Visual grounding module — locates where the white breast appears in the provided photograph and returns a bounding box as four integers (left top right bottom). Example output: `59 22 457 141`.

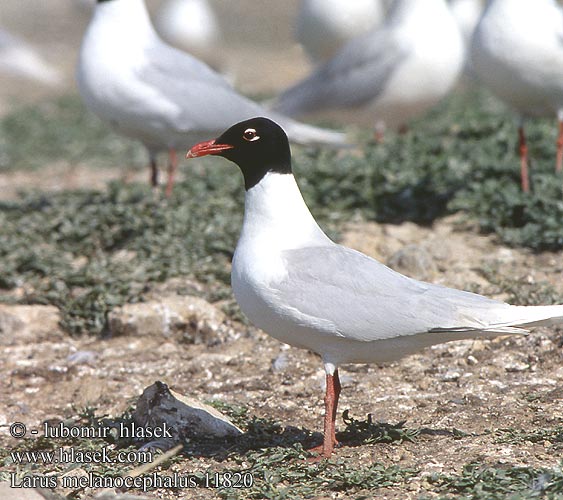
76 0 180 151
231 172 333 349
471 0 563 117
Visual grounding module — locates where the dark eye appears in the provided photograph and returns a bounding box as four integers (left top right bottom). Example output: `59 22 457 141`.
243 128 260 142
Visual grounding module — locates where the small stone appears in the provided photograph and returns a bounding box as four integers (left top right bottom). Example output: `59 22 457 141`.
271 351 289 372
467 355 479 365
505 362 530 373
441 370 461 382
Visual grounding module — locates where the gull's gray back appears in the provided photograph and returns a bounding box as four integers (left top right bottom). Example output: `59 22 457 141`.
274 26 410 116
276 245 518 342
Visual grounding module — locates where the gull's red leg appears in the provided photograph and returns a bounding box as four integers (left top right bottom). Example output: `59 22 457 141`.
556 120 563 173
326 369 341 454
518 126 530 193
165 148 178 198
309 368 341 459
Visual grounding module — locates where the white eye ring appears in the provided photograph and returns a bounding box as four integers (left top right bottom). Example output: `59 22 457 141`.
243 128 260 142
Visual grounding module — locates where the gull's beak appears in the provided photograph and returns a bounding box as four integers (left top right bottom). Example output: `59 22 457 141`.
186 139 234 159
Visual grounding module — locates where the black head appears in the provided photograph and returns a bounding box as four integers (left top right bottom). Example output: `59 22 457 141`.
186 117 292 190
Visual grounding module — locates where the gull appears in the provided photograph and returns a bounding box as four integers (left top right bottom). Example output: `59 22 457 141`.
471 0 563 192
296 0 385 65
155 0 222 67
77 0 347 197
186 116 563 458
274 0 464 136
0 28 61 87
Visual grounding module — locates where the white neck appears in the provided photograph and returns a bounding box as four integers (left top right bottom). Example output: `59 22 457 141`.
238 172 331 252
92 0 157 44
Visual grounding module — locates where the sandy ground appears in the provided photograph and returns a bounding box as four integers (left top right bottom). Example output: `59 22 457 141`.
2 2 563 499
3 213 563 499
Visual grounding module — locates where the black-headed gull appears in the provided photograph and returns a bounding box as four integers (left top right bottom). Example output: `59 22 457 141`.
471 0 563 192
275 0 464 136
77 0 347 197
296 0 385 65
0 28 61 87
186 117 563 458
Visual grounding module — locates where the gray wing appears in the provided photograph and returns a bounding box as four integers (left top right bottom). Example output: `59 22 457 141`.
140 41 268 135
140 41 347 146
275 245 519 342
273 26 410 117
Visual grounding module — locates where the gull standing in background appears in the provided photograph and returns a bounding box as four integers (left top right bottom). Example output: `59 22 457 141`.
77 0 347 197
471 0 563 192
155 0 222 67
187 117 563 458
0 28 61 87
274 0 464 137
296 0 385 65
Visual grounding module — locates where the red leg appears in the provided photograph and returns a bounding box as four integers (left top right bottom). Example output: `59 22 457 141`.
556 120 563 173
165 148 178 198
374 120 386 143
150 155 159 187
330 369 341 438
373 130 385 143
398 123 409 135
309 368 341 459
518 126 530 193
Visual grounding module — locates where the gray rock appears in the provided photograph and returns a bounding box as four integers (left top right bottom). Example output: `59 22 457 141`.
132 381 242 447
107 295 227 343
387 244 437 280
0 304 62 345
